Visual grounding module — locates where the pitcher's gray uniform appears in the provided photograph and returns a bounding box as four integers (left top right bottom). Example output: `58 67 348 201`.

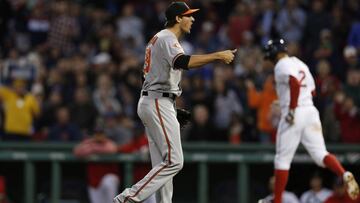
119 29 185 203
114 2 236 202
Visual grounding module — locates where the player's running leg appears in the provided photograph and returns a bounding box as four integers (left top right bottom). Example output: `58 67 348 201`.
302 106 359 200
272 118 302 203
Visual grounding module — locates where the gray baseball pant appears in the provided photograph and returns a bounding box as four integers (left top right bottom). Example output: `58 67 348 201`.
114 96 183 203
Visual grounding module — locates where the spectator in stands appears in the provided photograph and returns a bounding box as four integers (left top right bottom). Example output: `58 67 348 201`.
1 49 40 84
275 0 306 43
93 73 122 117
324 177 360 203
348 19 360 56
69 87 98 135
331 4 351 51
344 0 360 22
74 72 89 90
116 3 144 54
188 75 212 109
343 69 360 107
2 0 360 201
321 104 341 143
74 126 155 203
234 31 263 77
343 46 359 71
103 113 134 146
302 0 332 62
91 52 112 77
300 172 332 203
211 78 243 140
315 60 341 142
36 88 63 137
117 69 142 119
0 79 40 141
314 60 340 117
143 0 167 41
256 0 279 46
46 65 66 94
194 20 220 53
95 23 116 53
245 76 277 143
48 0 79 54
312 29 339 68
27 3 50 47
261 176 300 203
11 0 30 53
333 91 360 143
186 104 216 142
74 130 120 203
48 106 82 141
227 1 254 47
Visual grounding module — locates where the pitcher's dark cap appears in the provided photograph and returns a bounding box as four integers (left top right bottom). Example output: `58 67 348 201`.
165 2 199 22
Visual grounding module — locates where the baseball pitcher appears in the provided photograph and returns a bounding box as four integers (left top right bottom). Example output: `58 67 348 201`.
113 2 236 203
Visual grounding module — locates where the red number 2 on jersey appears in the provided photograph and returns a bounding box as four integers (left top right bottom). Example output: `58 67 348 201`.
298 70 306 87
143 36 158 75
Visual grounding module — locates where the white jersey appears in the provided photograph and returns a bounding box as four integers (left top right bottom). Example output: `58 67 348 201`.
300 189 332 203
142 29 185 96
264 191 300 203
274 56 315 113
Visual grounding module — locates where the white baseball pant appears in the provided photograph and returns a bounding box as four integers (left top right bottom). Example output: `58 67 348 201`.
275 106 329 170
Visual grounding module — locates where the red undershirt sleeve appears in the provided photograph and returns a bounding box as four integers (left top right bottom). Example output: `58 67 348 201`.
289 75 300 110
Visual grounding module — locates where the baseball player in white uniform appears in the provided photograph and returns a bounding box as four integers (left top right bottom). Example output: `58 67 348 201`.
113 2 236 203
258 39 359 203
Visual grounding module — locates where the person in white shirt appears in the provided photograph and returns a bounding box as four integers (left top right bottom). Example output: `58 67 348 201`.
261 176 300 203
300 173 332 203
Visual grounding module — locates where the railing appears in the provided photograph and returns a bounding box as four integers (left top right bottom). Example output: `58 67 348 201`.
0 142 359 203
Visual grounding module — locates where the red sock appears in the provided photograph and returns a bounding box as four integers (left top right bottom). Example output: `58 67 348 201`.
274 169 289 203
323 154 345 177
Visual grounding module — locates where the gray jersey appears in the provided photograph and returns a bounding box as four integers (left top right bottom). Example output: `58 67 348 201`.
142 29 185 96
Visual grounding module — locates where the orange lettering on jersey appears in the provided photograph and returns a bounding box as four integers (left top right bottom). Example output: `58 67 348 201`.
144 47 151 74
149 36 158 45
143 36 158 75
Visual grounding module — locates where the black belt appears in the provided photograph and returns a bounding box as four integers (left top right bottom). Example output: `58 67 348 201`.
142 91 176 100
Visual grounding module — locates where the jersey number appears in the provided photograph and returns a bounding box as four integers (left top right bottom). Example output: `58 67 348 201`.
298 70 306 87
143 36 158 75
144 48 151 74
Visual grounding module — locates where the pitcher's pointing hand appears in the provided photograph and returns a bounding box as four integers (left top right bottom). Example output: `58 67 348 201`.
218 49 237 64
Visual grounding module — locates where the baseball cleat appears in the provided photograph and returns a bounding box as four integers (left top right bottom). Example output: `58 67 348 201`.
343 171 359 200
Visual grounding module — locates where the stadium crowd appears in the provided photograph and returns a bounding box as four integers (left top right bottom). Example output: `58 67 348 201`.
0 0 360 202
1 0 359 144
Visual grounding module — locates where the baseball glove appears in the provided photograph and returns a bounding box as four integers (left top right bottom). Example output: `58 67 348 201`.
176 108 191 128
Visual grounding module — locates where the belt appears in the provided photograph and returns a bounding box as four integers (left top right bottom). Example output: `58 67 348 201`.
142 91 176 100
